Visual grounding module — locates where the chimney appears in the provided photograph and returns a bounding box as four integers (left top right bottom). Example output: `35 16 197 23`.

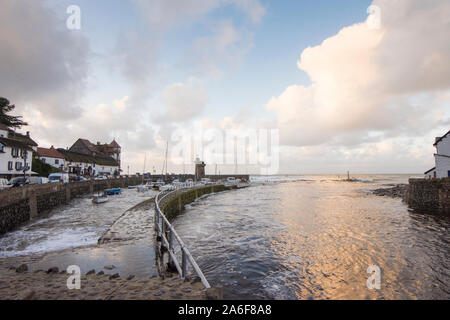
26 131 30 137
435 137 441 144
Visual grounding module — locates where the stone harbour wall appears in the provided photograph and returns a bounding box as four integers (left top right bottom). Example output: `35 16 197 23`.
0 177 142 234
160 184 233 221
406 178 450 215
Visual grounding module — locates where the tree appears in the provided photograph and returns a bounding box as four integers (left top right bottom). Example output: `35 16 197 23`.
0 97 28 128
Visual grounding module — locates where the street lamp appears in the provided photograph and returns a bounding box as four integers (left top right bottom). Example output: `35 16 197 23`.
22 150 28 182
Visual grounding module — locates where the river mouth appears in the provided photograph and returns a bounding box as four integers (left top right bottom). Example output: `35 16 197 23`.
172 175 450 300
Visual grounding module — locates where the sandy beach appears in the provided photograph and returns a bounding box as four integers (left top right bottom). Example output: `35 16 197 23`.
0 265 207 300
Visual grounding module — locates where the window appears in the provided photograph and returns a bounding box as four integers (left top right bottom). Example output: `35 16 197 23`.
11 147 19 158
8 161 13 171
0 143 3 152
15 162 22 170
55 159 59 165
448 171 450 178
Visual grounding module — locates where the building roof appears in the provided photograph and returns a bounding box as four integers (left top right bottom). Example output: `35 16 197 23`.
424 167 436 174
109 139 120 148
0 137 34 151
37 146 65 159
433 130 450 146
58 149 119 166
7 130 38 146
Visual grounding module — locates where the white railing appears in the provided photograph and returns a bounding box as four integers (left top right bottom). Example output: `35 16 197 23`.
154 189 211 289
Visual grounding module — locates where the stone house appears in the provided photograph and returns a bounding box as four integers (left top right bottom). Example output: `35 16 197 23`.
69 138 121 170
425 130 450 179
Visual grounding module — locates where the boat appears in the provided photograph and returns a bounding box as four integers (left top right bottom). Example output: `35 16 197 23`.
137 185 148 192
160 184 175 192
105 188 122 195
92 192 108 204
127 185 137 189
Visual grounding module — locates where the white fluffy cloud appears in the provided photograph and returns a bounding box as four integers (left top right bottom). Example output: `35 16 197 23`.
267 0 450 148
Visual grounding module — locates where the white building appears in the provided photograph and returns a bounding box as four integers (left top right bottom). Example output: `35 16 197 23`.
425 130 450 179
57 148 119 177
37 146 65 171
0 123 37 179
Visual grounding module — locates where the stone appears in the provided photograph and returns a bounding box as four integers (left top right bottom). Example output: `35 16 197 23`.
126 275 135 281
15 264 28 273
47 267 59 274
154 290 165 297
206 287 224 300
181 287 192 293
18 289 35 300
104 265 116 270
86 269 96 275
97 271 105 275
109 273 120 280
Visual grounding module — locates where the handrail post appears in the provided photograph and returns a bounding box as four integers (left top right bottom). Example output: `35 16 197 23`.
182 249 187 279
168 229 173 263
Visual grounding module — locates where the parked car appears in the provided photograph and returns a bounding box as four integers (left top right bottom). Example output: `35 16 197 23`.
48 173 69 183
95 175 107 180
0 178 12 190
9 177 29 187
28 176 49 185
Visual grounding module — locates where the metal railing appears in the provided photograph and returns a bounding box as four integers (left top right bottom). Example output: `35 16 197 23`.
154 188 211 289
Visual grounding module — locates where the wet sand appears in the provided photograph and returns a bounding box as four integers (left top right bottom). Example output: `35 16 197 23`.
0 266 206 300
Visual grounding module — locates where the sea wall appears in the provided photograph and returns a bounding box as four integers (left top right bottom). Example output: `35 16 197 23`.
0 177 142 234
160 184 234 221
406 178 450 214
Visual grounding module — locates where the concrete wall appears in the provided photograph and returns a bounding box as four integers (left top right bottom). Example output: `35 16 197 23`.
406 178 450 214
0 177 142 234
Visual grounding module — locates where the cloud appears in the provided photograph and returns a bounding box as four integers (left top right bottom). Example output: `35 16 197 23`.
0 0 90 119
132 0 266 30
266 0 450 148
159 79 209 122
186 19 254 78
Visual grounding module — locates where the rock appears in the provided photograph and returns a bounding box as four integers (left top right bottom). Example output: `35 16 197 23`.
109 273 120 280
97 271 105 275
15 264 28 273
86 269 96 275
181 287 192 293
18 289 35 300
190 276 201 284
104 265 116 270
154 290 165 297
47 267 59 274
126 275 135 281
206 287 224 300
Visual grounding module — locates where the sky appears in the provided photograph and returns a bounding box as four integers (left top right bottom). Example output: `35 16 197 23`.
1 0 449 175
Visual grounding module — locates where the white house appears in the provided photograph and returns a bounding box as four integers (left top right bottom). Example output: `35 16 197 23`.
425 130 450 179
37 146 65 171
57 148 119 177
0 123 38 179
